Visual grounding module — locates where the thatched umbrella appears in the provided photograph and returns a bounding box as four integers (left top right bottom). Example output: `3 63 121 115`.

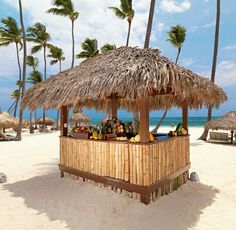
0 112 18 129
22 47 227 112
205 111 236 144
0 112 18 141
69 112 91 125
37 116 55 126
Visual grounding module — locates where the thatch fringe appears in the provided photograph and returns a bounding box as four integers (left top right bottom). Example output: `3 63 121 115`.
205 112 236 131
21 47 227 111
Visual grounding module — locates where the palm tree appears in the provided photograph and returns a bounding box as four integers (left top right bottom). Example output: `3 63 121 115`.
47 0 79 68
8 88 20 116
0 17 22 116
48 45 65 72
48 45 65 128
15 0 27 141
200 0 221 140
26 55 40 129
76 38 99 59
26 55 39 72
100 43 116 53
109 0 135 46
167 25 186 64
27 22 53 131
151 25 186 133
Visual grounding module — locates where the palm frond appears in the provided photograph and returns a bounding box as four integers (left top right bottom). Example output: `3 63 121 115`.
31 45 43 54
100 43 116 53
109 7 126 19
50 59 58 65
47 8 69 17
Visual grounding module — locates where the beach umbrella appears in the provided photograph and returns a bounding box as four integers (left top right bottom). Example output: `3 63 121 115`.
69 111 91 125
36 116 55 126
205 111 236 144
0 112 18 129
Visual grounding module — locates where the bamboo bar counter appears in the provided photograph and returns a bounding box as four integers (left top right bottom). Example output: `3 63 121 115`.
59 135 190 204
22 47 227 204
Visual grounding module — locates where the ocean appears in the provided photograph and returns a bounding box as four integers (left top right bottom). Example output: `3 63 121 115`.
89 116 216 127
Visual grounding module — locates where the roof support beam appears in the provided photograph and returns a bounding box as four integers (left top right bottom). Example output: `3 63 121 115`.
60 106 68 136
182 102 188 131
139 97 149 143
111 94 118 119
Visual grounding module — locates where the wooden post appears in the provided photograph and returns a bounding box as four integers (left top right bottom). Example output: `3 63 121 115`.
182 102 188 131
60 106 68 136
111 94 118 119
139 97 149 143
230 130 234 144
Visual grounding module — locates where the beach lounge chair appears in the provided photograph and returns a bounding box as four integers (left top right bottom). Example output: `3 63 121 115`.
209 131 230 143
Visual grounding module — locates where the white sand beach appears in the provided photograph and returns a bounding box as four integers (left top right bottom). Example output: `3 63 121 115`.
0 127 236 230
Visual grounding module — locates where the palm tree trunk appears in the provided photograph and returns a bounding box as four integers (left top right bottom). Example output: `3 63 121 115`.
126 21 132 47
14 42 22 117
199 0 220 140
15 0 27 141
144 0 156 48
56 60 61 130
29 112 34 134
34 109 38 129
8 101 16 114
151 110 168 133
71 20 75 68
42 46 47 131
175 47 181 65
13 100 18 117
207 0 220 122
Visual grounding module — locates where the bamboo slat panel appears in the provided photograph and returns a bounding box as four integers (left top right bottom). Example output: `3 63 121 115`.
60 136 190 186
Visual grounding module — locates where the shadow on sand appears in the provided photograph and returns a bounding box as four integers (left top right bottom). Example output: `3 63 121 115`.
3 168 219 230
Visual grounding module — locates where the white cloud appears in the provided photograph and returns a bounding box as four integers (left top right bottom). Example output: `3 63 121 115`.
180 58 195 67
160 0 191 13
3 0 149 72
223 44 236 50
215 61 236 86
203 61 236 87
157 22 165 32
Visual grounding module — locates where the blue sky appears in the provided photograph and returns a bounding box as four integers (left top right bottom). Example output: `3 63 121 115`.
0 0 235 119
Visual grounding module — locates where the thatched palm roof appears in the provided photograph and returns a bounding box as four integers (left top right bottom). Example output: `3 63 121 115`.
69 112 91 123
22 47 227 111
205 112 236 131
0 112 18 129
37 116 55 126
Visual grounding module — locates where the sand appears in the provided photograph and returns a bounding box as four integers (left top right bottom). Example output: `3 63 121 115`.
0 127 236 230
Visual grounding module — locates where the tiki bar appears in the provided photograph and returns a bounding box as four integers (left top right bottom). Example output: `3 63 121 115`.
22 47 227 204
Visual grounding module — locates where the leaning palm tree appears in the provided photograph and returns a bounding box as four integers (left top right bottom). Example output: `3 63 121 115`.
151 25 186 133
0 17 22 117
27 23 53 131
26 55 40 130
8 88 20 116
109 0 135 46
15 0 27 141
200 0 221 140
100 43 116 53
47 0 79 68
26 55 39 72
76 38 99 59
167 25 186 64
48 45 65 128
48 45 65 72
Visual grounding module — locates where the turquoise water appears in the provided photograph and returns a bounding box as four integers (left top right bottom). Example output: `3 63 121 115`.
89 116 218 127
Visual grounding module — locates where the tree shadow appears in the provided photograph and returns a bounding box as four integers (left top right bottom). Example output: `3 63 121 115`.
3 172 219 230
